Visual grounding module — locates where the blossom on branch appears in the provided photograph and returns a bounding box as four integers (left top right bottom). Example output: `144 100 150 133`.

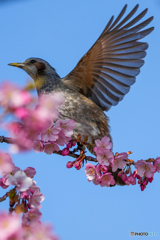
85 163 96 181
94 136 112 152
0 212 21 240
22 209 42 226
135 160 155 178
112 152 128 172
153 157 160 172
0 211 58 240
29 188 45 209
0 152 15 175
0 82 32 110
8 170 33 192
100 173 115 187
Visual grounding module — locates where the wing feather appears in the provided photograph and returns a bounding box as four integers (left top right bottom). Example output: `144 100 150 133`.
62 5 154 111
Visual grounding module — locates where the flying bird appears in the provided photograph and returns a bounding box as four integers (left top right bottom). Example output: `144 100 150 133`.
9 4 154 185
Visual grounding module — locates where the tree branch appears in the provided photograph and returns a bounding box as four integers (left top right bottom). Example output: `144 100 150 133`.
0 191 9 203
54 150 98 162
0 135 98 163
0 136 15 144
0 135 154 165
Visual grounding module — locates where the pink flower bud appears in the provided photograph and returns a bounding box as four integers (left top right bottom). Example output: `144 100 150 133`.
132 170 137 178
67 142 72 148
127 176 136 185
142 178 148 186
66 161 74 168
72 140 76 146
140 184 146 191
122 173 127 182
20 191 29 199
74 160 82 170
136 174 141 179
62 148 69 156
118 170 124 177
148 177 153 183
100 165 108 173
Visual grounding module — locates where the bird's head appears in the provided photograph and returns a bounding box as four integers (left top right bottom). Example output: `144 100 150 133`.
8 57 56 79
8 58 60 93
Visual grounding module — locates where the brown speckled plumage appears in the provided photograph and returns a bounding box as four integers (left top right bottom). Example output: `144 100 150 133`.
9 5 154 186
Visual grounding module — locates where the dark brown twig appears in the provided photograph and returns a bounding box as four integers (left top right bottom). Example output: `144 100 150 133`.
54 150 98 163
0 136 15 144
0 191 9 203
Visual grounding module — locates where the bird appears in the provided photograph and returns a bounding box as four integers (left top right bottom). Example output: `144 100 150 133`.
8 4 154 186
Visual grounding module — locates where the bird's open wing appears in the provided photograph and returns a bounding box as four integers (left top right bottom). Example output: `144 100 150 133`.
62 4 154 111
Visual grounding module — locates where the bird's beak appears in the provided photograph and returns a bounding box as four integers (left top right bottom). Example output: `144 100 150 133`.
8 62 25 68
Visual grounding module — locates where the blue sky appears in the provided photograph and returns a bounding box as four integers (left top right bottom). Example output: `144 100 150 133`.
0 0 160 239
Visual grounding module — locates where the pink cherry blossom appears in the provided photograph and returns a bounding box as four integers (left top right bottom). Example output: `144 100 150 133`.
7 121 24 136
14 107 29 119
8 125 34 153
55 131 70 146
0 177 9 189
112 152 128 172
8 170 33 192
127 175 136 185
22 209 42 226
0 82 32 109
0 212 21 239
96 148 114 166
24 167 36 178
33 140 44 153
0 152 15 175
92 178 100 186
44 142 59 155
38 92 64 121
29 183 40 194
9 139 34 153
22 108 52 138
41 125 60 142
135 160 155 178
99 165 108 174
85 163 96 181
100 173 115 187
55 119 75 137
11 90 32 108
26 221 58 240
94 136 112 153
21 191 30 199
94 164 102 182
29 188 45 209
153 157 160 172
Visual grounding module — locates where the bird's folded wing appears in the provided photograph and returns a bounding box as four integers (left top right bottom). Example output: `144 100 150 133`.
62 4 154 111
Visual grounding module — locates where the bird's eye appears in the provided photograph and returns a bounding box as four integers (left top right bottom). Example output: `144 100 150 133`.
30 60 36 64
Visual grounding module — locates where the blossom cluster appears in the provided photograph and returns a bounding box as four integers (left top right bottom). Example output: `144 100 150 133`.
0 151 44 225
0 212 58 240
0 82 76 155
33 119 75 155
84 136 160 191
